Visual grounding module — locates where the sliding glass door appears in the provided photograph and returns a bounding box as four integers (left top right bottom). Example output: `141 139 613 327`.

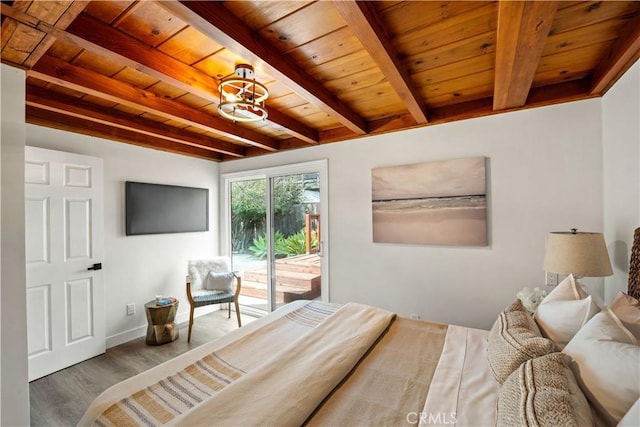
271 173 321 309
223 161 328 314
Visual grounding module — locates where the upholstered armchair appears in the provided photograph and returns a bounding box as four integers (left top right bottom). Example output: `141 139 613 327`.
186 257 241 342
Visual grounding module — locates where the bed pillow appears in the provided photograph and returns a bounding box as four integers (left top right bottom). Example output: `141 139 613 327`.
204 271 235 292
609 292 640 340
534 274 599 350
497 352 593 427
488 299 554 384
562 308 640 426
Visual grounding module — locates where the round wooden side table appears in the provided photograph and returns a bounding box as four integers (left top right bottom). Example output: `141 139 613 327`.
145 298 179 345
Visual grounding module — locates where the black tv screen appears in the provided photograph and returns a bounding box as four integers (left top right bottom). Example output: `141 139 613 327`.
125 181 209 235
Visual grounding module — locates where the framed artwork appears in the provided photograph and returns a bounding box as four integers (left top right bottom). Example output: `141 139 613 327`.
372 156 487 246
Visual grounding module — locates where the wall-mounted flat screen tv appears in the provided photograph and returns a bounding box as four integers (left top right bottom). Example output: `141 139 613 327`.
125 181 209 236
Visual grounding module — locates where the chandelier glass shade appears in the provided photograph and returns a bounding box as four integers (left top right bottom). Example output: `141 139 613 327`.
218 64 268 123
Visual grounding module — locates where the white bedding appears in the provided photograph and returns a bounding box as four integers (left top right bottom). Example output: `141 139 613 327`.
420 325 498 426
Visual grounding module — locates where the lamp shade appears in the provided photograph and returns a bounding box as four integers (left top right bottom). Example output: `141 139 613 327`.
543 231 613 277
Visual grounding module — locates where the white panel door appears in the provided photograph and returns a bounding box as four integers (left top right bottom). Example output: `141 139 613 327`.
25 146 104 381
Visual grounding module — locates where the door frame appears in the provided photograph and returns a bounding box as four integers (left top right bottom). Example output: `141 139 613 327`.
221 159 329 311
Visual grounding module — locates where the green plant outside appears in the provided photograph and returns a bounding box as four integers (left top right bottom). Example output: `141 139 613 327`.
248 231 286 259
249 228 318 260
231 177 305 253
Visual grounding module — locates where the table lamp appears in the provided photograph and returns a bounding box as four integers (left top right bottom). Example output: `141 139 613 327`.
543 228 613 279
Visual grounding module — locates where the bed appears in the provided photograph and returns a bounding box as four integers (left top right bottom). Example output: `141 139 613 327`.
79 301 499 426
79 233 640 427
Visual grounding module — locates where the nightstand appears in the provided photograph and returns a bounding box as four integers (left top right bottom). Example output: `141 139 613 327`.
144 298 179 345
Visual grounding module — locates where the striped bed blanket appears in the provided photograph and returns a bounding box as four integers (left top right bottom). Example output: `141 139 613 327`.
83 301 396 426
93 352 244 426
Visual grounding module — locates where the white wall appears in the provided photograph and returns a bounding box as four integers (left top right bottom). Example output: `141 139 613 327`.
221 99 605 329
1 64 30 426
602 60 640 303
26 127 220 346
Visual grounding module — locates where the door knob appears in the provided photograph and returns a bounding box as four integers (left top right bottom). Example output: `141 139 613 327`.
87 263 102 271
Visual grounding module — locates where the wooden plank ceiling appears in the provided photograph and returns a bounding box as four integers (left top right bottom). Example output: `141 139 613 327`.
2 0 639 162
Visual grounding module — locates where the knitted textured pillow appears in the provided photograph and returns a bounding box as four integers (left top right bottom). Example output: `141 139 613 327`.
488 299 554 384
497 352 593 427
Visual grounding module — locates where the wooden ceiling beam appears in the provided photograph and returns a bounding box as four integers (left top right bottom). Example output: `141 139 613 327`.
2 2 310 146
27 106 222 162
589 11 640 95
65 13 220 104
493 0 558 110
0 1 89 68
23 1 89 68
1 3 39 27
333 0 429 124
159 1 368 135
26 85 245 158
63 13 318 145
3 2 311 147
29 54 279 152
1 3 46 62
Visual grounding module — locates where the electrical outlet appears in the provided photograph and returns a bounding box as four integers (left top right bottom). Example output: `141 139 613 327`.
545 272 558 286
127 303 135 316
410 314 421 320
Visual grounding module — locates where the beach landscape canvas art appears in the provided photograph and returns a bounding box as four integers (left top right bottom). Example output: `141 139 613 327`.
372 157 487 246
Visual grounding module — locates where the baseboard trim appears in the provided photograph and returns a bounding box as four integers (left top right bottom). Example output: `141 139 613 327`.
105 305 221 349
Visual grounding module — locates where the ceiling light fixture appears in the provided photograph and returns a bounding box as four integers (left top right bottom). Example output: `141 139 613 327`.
218 64 268 123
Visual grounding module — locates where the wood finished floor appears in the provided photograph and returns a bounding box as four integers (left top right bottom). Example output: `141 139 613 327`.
29 310 256 426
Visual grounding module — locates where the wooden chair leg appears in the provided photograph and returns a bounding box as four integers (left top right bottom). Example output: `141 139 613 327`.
227 302 231 318
187 305 195 343
234 299 242 328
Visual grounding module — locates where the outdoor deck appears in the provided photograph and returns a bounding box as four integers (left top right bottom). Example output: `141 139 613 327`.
241 254 321 303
